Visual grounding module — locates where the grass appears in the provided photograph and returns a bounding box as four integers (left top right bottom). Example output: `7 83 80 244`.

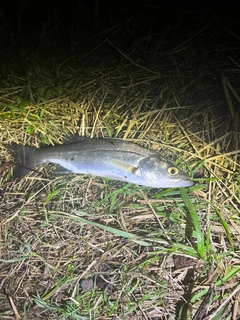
0 8 240 320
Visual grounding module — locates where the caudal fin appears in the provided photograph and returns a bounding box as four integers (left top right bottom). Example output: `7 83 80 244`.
7 143 37 180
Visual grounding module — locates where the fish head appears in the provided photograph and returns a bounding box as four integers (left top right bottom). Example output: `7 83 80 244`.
139 156 193 188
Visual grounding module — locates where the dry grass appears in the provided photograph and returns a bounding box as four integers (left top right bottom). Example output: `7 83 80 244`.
0 12 240 320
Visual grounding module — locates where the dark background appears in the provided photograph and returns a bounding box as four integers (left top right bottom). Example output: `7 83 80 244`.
1 0 239 41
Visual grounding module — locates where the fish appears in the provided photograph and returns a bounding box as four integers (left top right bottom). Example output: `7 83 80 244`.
7 136 193 188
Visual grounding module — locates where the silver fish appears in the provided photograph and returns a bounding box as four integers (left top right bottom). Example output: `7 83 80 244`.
7 137 193 188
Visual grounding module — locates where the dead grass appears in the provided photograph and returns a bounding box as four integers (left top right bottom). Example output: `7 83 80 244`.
0 13 240 320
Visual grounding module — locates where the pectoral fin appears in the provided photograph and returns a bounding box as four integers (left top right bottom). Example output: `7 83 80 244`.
111 159 138 174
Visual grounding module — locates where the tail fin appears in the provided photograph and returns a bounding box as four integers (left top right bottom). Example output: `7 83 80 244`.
7 143 37 180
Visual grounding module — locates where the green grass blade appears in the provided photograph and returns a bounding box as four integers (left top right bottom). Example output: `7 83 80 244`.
214 206 234 251
51 213 150 246
180 187 206 259
191 266 240 302
44 189 60 205
0 255 31 263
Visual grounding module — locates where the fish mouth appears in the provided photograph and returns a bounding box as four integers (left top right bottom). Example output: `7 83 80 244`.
173 179 194 187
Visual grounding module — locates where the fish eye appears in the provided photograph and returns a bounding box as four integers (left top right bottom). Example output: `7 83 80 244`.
168 167 179 175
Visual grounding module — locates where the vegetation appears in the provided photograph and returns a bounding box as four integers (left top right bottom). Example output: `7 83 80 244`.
0 5 239 319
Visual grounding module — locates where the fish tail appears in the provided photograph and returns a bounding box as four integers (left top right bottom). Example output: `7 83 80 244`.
7 143 37 180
